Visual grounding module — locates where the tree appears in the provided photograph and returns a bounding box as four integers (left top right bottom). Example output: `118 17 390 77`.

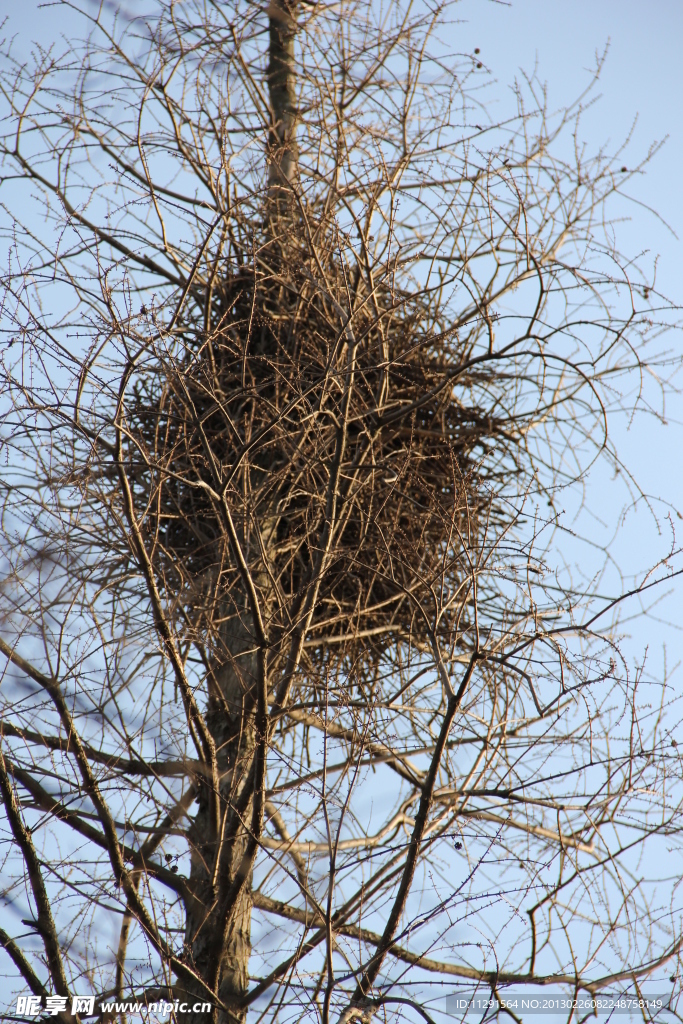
0 1 682 1022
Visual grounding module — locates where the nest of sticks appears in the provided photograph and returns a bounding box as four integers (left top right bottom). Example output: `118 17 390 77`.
124 227 516 675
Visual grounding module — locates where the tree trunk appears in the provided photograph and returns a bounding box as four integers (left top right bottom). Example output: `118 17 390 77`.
267 0 299 196
181 624 258 1024
180 7 299 1020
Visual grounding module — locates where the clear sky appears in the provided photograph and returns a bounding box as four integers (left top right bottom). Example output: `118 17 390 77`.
456 0 683 294
5 0 683 656
451 0 683 668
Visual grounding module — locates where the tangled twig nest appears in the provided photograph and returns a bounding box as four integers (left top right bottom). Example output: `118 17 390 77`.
126 227 517 677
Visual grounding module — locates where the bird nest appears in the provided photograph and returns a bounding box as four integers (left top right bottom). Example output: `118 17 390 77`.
124 231 515 674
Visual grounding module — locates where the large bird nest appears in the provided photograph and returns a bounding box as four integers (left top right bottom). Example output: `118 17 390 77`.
124 228 517 678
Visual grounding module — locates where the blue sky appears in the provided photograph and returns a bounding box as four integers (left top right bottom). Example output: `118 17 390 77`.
459 0 683 666
456 0 683 296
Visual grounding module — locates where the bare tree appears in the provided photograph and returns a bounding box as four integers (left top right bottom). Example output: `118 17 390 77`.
0 2 682 1023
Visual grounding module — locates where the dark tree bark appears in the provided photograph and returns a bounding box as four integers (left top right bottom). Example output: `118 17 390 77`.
182 13 300 1018
267 1 299 195
182 637 258 1024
